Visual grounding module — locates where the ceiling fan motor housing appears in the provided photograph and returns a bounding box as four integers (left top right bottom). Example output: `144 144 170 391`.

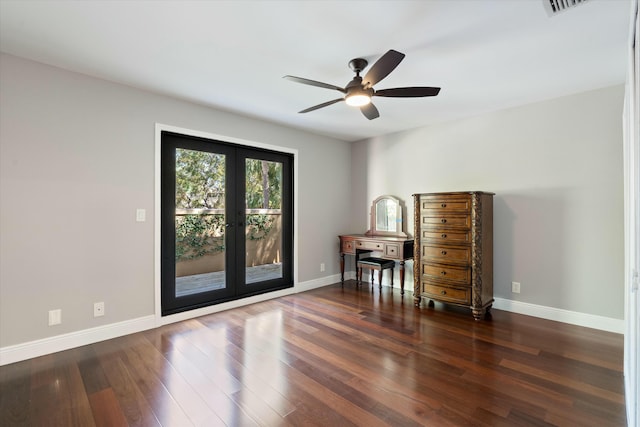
345 75 374 98
348 58 368 74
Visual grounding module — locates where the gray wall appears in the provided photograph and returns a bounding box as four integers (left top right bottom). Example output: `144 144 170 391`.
0 54 351 347
351 85 625 319
0 51 625 351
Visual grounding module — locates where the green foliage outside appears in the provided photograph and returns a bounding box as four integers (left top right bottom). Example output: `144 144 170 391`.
175 150 281 262
176 149 225 209
245 158 282 209
175 214 225 261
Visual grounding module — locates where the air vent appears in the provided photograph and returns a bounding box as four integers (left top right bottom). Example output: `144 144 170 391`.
543 0 588 16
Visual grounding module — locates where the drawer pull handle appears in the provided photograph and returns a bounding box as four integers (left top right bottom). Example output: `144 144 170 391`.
441 250 447 255
440 271 446 275
441 218 447 223
440 290 447 295
441 234 447 238
441 203 447 208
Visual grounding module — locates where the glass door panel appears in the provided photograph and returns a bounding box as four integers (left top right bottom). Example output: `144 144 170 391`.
161 132 236 316
245 158 283 284
174 148 227 297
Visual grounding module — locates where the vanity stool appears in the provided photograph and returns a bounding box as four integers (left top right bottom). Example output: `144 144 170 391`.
357 257 395 289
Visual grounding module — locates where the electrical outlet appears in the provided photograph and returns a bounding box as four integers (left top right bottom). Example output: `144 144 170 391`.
320 263 325 272
94 301 105 317
48 309 61 326
511 281 521 294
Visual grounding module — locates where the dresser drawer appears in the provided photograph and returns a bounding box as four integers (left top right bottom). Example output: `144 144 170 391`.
341 239 356 254
421 215 471 229
422 229 471 244
422 282 471 305
422 263 470 284
384 243 401 259
355 240 384 251
422 245 471 265
420 196 471 213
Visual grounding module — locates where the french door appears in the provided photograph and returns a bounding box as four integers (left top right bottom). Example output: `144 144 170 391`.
161 131 293 315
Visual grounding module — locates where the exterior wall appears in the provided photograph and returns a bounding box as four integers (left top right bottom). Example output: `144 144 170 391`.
176 213 282 276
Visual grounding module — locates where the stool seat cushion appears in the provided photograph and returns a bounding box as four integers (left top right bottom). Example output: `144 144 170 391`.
357 257 395 268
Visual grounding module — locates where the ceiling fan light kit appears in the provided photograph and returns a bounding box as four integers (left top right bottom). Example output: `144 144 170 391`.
345 94 371 107
284 49 441 120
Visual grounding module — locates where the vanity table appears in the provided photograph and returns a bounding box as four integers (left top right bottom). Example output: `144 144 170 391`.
339 195 414 293
339 234 413 292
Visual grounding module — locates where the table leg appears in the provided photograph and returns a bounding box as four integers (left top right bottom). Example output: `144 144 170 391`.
399 260 405 295
340 253 345 284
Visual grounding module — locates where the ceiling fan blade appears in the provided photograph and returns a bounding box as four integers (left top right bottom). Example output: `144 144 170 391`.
283 75 346 93
360 103 380 120
374 87 441 97
299 98 344 113
362 49 405 89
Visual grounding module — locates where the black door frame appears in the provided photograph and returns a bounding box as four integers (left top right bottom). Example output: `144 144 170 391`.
160 131 294 316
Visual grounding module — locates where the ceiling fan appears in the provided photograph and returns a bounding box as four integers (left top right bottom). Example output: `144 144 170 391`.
284 49 440 120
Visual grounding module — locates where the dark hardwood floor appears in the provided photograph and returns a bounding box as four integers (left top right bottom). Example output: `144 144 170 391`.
0 282 626 426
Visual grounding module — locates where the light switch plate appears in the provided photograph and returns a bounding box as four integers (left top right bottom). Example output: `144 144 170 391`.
136 208 146 222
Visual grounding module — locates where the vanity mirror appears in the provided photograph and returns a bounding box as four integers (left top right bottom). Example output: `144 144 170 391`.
365 195 407 237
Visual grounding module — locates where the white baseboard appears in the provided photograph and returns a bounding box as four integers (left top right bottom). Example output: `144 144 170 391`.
493 297 624 334
0 315 157 366
296 273 344 292
0 274 343 366
4 281 620 366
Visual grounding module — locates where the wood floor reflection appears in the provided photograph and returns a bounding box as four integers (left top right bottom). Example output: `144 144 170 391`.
0 282 626 426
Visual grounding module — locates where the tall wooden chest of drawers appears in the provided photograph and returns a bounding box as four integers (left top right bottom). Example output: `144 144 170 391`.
413 192 494 320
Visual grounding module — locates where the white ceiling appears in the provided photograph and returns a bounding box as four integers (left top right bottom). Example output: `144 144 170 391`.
0 0 632 142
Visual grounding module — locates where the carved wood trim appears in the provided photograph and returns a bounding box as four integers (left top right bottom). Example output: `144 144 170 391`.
471 193 483 311
413 194 422 306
